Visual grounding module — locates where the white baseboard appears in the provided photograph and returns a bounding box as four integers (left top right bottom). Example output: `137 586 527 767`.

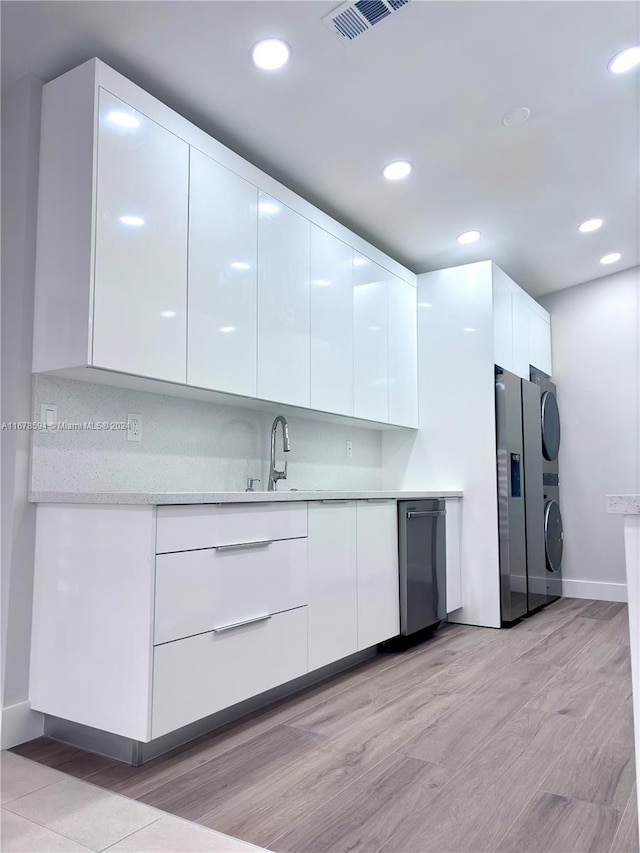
1 701 44 749
562 579 628 603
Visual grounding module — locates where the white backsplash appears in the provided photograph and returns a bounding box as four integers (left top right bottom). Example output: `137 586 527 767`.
31 376 384 494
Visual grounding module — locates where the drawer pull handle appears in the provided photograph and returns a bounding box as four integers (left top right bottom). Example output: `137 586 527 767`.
214 540 274 552
213 614 272 633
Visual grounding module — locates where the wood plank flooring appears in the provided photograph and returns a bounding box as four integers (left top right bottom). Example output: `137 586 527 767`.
14 597 638 853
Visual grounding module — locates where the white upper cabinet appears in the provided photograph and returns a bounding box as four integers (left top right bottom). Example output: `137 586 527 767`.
257 193 311 408
188 149 258 396
92 90 189 383
528 310 552 376
353 255 389 422
492 266 514 372
310 226 354 416
33 61 418 425
511 290 531 379
490 264 552 379
388 276 418 427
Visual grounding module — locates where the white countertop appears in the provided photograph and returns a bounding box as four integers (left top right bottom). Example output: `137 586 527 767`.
29 489 463 505
607 495 640 515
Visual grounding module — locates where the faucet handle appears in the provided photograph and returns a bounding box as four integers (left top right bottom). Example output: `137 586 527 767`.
246 478 261 492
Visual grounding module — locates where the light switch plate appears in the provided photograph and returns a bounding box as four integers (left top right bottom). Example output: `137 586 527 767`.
346 440 353 458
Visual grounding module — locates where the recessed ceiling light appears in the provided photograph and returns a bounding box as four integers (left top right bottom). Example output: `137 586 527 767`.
219 326 236 333
353 257 368 267
160 311 176 318
383 161 412 181
231 261 252 270
119 215 145 226
258 201 280 215
463 327 476 332
367 326 381 332
418 302 433 308
608 46 640 74
251 39 291 71
107 111 140 129
457 230 481 244
600 252 621 265
578 218 603 233
502 107 531 127
312 279 331 286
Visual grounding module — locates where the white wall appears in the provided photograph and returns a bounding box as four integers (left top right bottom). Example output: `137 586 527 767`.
31 375 384 495
540 266 640 601
1 74 45 747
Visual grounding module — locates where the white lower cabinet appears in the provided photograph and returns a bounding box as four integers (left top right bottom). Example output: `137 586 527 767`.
307 502 358 671
31 498 408 745
356 501 400 649
445 498 463 613
154 537 308 645
152 606 308 738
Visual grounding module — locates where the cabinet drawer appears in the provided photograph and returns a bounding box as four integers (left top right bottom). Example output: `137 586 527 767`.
151 606 308 738
156 502 307 553
154 537 308 644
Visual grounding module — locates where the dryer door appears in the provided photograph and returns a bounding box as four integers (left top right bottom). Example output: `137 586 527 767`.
541 390 561 461
544 499 563 572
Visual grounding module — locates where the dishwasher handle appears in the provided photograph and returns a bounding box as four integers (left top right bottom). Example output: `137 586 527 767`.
406 510 446 519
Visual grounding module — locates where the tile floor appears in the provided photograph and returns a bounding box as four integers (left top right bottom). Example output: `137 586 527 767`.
0 752 267 852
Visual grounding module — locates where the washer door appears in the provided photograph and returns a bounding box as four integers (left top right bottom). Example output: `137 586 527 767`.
541 390 561 461
544 499 563 572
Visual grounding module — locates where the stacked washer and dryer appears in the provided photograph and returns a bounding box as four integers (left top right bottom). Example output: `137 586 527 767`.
495 365 563 625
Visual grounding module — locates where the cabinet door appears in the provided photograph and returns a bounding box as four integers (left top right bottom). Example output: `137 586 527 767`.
353 255 388 422
93 90 189 382
152 607 308 738
356 500 399 648
188 149 257 396
388 276 418 427
310 227 354 416
492 266 513 372
445 499 463 612
511 291 531 379
308 502 358 671
257 193 310 407
529 311 553 376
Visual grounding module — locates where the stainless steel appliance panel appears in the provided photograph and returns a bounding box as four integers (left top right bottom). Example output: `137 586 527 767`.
531 369 563 603
495 368 528 623
398 500 446 636
522 379 546 612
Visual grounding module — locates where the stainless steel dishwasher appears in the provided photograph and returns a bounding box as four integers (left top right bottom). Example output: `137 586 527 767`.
398 499 447 636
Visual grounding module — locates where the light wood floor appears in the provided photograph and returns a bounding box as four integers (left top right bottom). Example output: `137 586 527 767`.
15 597 639 853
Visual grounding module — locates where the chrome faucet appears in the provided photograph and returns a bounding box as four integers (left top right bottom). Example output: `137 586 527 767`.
268 415 290 491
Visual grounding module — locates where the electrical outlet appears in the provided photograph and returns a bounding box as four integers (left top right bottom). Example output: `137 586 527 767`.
346 440 353 458
127 413 142 442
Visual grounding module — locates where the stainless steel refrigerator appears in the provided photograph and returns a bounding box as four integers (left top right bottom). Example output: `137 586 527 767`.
495 366 562 624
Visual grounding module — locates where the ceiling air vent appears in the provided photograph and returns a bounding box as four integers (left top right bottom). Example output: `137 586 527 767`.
323 0 412 42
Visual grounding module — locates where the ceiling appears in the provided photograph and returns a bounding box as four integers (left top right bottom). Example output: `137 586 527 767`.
2 0 639 297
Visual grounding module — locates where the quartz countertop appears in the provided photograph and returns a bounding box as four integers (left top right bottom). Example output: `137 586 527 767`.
607 495 640 515
29 489 463 506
